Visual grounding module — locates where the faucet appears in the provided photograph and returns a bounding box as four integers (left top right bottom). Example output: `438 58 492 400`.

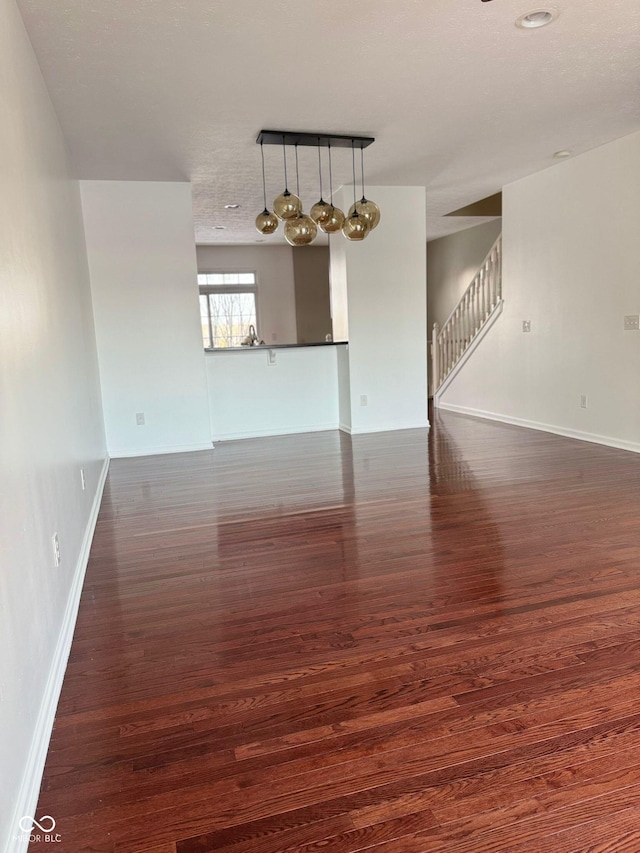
242 324 263 346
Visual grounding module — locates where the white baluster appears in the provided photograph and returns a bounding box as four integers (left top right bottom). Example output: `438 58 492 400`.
485 265 490 316
451 315 456 365
432 322 440 391
481 269 486 320
485 257 490 313
462 293 467 350
491 250 497 307
473 278 480 334
442 326 448 376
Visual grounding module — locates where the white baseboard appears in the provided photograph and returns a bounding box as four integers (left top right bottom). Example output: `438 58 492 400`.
109 441 213 458
6 456 109 853
349 420 431 435
437 402 640 455
213 423 340 441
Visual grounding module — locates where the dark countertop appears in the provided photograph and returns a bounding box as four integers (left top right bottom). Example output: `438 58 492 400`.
205 341 348 353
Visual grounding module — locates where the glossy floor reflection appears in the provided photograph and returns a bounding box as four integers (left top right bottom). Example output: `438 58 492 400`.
32 411 640 852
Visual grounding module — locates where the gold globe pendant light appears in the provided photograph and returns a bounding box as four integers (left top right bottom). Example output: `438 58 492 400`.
342 141 371 242
319 141 346 234
285 214 318 246
255 141 279 235
310 200 332 225
322 205 345 233
255 210 278 234
273 135 302 221
342 212 369 241
347 146 381 231
310 139 332 226
284 144 317 247
349 198 380 229
274 191 302 221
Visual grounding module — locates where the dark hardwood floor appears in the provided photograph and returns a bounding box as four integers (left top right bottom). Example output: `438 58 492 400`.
31 409 640 852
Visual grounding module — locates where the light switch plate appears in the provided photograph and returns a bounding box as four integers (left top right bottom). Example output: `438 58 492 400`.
522 320 531 333
624 315 639 330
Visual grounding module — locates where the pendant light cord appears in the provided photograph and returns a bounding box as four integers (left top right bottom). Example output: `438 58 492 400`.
360 146 366 201
317 137 324 201
260 141 268 210
351 140 358 212
328 142 334 203
282 134 289 192
295 144 301 198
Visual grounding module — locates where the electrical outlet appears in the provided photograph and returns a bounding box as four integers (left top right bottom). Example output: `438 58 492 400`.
624 315 639 330
522 320 531 333
360 395 368 407
52 533 61 568
271 333 278 341
580 395 588 409
136 412 145 426
80 467 86 491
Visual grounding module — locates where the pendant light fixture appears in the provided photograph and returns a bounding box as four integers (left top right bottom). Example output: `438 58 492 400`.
255 131 377 244
319 141 345 234
310 138 332 226
342 141 370 241
348 146 381 231
255 142 279 235
273 135 302 221
284 145 318 246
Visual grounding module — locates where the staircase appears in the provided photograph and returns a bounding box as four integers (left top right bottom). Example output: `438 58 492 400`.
431 234 502 397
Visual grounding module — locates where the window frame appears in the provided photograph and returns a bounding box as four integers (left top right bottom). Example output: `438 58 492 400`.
197 270 259 350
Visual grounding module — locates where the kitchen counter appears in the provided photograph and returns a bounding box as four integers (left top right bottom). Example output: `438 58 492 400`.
205 341 347 353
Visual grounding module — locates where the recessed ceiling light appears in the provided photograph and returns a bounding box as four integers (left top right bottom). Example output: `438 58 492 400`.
554 150 572 158
224 204 240 209
515 8 558 29
212 225 226 230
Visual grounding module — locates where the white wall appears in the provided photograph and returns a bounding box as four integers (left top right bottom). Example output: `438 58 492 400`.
0 0 107 848
206 346 341 440
196 245 298 345
82 181 211 457
337 344 352 433
330 186 429 434
439 131 640 453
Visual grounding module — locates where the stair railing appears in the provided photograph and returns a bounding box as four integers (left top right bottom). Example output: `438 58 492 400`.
431 234 502 392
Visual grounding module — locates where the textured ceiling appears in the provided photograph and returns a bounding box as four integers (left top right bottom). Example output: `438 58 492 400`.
15 0 640 244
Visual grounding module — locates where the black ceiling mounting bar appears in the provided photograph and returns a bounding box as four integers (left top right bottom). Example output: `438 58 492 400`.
257 130 375 150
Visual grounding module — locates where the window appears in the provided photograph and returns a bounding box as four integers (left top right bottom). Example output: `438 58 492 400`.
198 273 258 349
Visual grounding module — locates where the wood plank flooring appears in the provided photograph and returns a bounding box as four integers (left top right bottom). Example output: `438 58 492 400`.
30 409 640 852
